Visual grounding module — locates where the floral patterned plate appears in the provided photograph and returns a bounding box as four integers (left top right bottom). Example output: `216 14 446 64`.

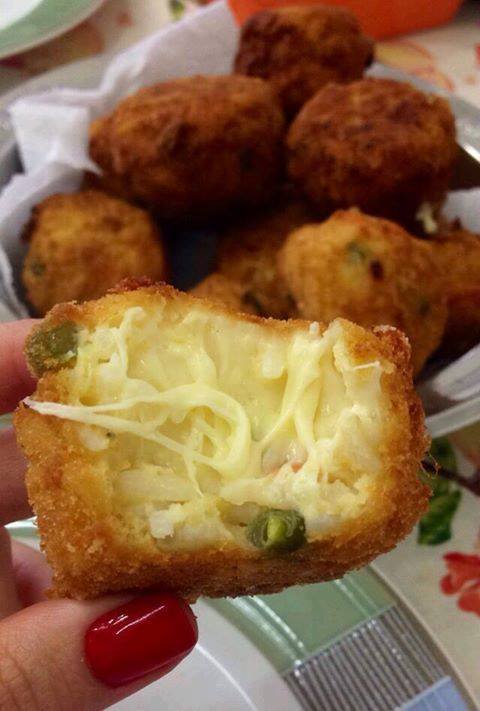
374 430 480 702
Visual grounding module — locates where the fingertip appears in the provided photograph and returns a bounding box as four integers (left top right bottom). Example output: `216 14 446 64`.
11 539 52 606
0 592 197 710
0 427 31 526
85 593 198 687
0 319 38 413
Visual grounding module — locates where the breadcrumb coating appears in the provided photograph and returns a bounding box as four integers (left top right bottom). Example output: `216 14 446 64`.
217 197 313 317
278 209 447 374
189 273 256 314
287 78 456 225
432 226 480 355
89 75 285 220
22 190 167 315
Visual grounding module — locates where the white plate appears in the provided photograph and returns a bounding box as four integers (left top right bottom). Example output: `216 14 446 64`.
105 601 301 711
0 0 43 32
0 0 105 60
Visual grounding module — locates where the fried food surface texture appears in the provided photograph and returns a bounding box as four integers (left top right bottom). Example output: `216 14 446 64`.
278 209 447 374
15 282 429 599
22 190 167 315
189 273 257 314
287 78 456 225
217 197 314 317
235 5 373 118
89 75 285 220
432 226 480 355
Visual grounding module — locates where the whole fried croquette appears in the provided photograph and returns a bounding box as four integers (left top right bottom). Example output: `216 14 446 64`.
216 198 314 318
234 5 373 119
287 78 457 225
432 226 480 355
89 75 285 220
189 273 256 314
22 190 167 315
14 280 429 600
279 209 447 374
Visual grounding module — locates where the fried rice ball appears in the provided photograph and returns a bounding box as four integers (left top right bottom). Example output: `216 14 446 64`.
89 75 285 220
432 226 480 355
234 5 373 119
287 78 457 225
14 280 429 599
217 198 314 318
189 273 256 314
22 190 167 316
278 209 447 374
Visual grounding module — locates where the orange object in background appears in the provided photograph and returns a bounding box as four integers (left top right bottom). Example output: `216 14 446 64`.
228 0 464 39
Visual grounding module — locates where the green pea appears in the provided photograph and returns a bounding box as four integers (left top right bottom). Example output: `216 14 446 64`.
247 508 306 553
26 321 79 376
30 260 45 276
346 241 371 264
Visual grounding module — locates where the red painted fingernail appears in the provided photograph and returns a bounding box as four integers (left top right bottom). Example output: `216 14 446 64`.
85 593 198 687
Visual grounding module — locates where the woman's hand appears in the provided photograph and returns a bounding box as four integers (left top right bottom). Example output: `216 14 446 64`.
0 320 198 710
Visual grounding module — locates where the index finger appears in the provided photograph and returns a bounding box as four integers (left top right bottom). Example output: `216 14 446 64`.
0 320 37 414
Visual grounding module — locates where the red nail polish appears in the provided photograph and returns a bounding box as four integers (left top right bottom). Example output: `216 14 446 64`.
85 593 198 687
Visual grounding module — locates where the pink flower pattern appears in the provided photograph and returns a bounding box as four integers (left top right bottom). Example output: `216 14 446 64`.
441 553 480 617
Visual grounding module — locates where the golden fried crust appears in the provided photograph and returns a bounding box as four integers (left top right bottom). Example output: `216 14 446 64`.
432 227 480 355
189 273 257 314
89 75 285 220
278 208 447 374
15 283 429 600
88 116 136 199
235 5 373 119
216 197 314 317
22 190 167 316
287 78 457 224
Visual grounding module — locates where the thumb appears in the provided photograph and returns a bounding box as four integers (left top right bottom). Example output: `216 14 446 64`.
0 593 197 710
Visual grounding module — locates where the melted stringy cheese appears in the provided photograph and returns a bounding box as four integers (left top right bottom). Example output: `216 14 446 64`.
25 303 393 550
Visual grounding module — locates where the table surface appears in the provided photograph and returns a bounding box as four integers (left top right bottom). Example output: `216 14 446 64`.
1 0 479 705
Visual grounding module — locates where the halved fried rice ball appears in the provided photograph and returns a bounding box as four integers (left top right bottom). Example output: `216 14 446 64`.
15 280 429 600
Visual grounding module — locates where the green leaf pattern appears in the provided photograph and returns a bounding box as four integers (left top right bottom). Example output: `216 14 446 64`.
418 437 462 546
